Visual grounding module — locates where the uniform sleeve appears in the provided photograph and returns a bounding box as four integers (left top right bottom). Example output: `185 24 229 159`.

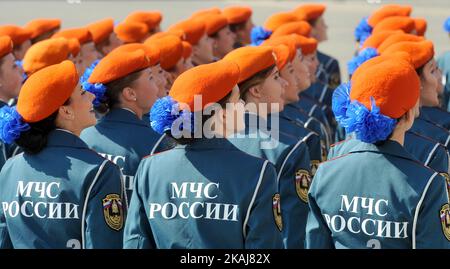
278 142 312 248
427 146 449 174
123 162 156 249
244 162 283 249
327 59 341 89
305 167 335 249
415 173 450 249
84 161 126 249
0 194 12 249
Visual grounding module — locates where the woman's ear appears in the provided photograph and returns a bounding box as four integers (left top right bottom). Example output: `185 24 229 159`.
247 85 262 99
58 105 74 121
122 86 137 102
192 45 200 57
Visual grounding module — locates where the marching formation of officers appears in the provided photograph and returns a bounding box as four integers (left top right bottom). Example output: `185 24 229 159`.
0 3 449 249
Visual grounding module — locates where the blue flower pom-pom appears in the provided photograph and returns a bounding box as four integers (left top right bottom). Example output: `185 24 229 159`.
80 59 100 84
0 106 30 144
80 59 106 107
150 96 193 135
444 17 450 33
347 47 378 76
250 26 272 46
343 97 396 144
332 82 352 124
15 60 28 83
354 17 372 43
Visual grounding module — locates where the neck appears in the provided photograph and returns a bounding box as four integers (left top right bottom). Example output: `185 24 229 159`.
118 104 142 119
191 55 209 66
0 93 11 104
57 125 81 137
420 99 439 108
244 98 271 120
389 129 405 146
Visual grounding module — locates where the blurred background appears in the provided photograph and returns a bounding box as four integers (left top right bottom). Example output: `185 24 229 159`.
1 0 449 79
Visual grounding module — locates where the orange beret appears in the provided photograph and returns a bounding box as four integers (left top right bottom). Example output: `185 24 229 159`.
271 21 312 38
110 43 160 66
271 45 291 70
223 46 276 83
351 52 412 80
264 12 300 32
23 38 70 75
262 37 296 62
294 4 326 21
24 19 61 39
350 56 419 119
169 59 240 111
377 33 424 53
381 40 434 69
182 41 192 59
17 60 78 123
145 31 185 43
88 49 150 84
168 19 206 45
67 38 81 57
360 30 403 49
268 34 317 55
191 7 221 18
292 35 317 55
367 4 412 27
0 25 32 45
413 18 427 36
114 21 149 43
146 35 183 70
87 18 114 44
52 27 92 44
194 13 228 36
0 36 13 59
222 6 252 25
125 11 162 32
372 16 415 35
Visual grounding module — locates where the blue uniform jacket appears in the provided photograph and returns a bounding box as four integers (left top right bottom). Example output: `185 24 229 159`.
306 140 450 249
437 51 450 111
316 50 341 90
0 129 126 249
227 113 312 248
420 106 450 130
410 111 450 149
302 81 334 109
282 103 330 150
123 138 283 249
274 112 324 175
81 108 162 201
328 132 449 174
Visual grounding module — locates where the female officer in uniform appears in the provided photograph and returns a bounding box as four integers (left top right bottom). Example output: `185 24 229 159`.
382 41 450 148
224 45 313 248
80 45 165 201
0 36 22 170
306 55 450 249
0 60 125 249
261 35 325 171
222 6 254 48
168 18 215 66
384 40 450 131
294 4 341 89
123 59 283 249
192 13 236 60
144 34 193 90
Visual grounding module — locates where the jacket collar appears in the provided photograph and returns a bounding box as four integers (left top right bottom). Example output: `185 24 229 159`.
47 129 90 149
348 139 417 162
100 108 148 127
